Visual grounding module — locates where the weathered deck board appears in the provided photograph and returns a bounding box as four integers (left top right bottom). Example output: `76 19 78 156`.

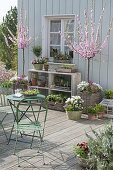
0 108 111 170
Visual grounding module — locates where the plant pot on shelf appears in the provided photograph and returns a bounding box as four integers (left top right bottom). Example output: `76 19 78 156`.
33 63 43 70
31 78 37 86
66 111 82 121
44 63 49 71
54 59 71 63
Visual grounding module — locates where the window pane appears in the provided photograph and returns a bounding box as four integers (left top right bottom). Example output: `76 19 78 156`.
64 19 74 32
50 33 61 45
50 46 61 57
64 46 73 58
50 20 61 32
64 33 74 45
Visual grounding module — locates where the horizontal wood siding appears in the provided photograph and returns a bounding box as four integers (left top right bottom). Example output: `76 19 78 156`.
18 0 113 90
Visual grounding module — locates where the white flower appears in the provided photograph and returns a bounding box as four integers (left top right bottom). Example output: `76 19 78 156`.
65 97 71 104
77 81 89 91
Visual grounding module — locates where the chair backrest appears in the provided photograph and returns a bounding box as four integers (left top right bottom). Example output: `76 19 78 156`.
0 94 9 107
16 94 48 130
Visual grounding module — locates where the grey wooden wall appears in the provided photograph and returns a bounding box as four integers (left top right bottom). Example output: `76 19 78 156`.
18 0 113 90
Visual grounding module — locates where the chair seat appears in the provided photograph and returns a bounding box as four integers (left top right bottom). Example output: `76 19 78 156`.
14 121 43 131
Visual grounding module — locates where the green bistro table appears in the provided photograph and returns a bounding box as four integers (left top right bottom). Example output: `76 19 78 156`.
7 93 46 144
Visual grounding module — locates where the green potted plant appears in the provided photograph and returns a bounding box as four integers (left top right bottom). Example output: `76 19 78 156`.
64 96 84 121
46 94 67 112
73 142 95 168
32 46 44 70
54 52 71 63
104 89 113 99
87 106 97 120
95 104 105 119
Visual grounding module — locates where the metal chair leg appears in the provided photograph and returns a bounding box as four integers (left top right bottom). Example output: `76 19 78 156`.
1 124 8 141
38 131 45 165
14 130 19 155
7 123 15 144
30 131 35 149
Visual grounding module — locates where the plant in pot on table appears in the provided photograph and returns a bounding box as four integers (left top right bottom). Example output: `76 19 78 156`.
32 46 44 70
64 96 84 121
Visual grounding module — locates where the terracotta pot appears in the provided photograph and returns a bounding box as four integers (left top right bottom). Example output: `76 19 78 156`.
98 112 105 119
76 156 95 168
88 114 97 120
66 111 82 121
31 78 37 86
44 64 49 71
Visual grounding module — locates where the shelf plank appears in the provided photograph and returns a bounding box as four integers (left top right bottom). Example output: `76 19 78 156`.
50 88 71 93
29 69 80 75
29 86 49 90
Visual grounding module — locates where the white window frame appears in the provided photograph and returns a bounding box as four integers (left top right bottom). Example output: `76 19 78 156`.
42 15 75 60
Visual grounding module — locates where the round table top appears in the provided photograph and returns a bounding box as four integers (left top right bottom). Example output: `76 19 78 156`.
7 93 46 102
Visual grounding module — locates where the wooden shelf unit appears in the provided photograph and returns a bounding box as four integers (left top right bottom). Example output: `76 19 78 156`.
28 69 81 96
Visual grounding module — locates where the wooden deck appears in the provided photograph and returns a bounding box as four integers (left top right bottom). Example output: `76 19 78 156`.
0 109 110 170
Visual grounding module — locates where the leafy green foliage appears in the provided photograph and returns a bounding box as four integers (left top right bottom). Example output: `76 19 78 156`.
104 89 113 99
32 46 42 58
86 122 113 170
0 6 17 70
87 106 97 115
46 94 67 103
73 142 89 159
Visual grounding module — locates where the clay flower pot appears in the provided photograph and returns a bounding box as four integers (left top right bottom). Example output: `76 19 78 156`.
66 111 82 121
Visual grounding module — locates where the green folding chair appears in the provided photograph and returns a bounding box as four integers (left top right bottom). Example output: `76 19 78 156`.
13 94 48 167
0 94 13 141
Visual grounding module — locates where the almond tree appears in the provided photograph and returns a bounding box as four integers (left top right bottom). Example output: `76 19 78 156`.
65 7 113 82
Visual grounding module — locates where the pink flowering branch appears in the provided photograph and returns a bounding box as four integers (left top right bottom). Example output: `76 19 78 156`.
64 7 113 81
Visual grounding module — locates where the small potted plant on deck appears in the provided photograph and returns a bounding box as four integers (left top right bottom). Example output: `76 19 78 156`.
64 96 84 121
95 104 105 119
87 106 97 120
73 142 95 168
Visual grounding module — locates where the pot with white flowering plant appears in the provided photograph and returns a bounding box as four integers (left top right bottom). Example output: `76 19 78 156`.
77 81 103 113
64 96 84 121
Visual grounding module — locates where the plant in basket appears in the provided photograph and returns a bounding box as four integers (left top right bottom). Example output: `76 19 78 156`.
22 89 39 97
46 94 67 112
77 81 103 112
73 142 95 168
77 81 103 94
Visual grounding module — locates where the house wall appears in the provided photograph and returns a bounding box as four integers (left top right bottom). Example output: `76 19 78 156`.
18 0 113 90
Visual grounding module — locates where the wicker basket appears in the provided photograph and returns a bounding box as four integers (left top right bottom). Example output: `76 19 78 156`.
78 91 102 113
47 101 65 112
